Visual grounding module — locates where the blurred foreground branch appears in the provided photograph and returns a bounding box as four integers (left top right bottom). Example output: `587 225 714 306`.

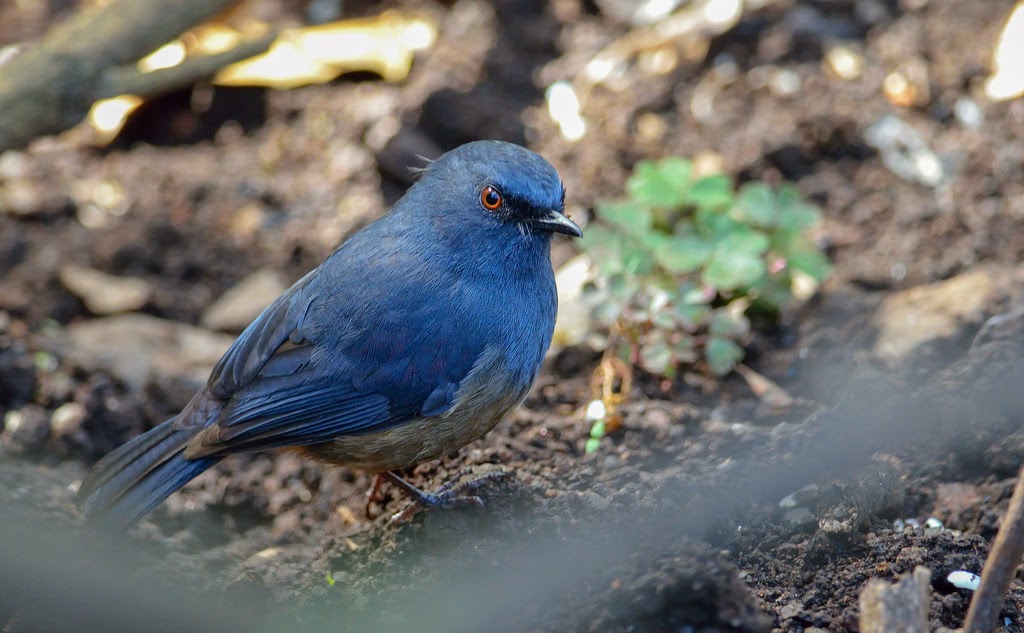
963 464 1024 633
0 0 269 152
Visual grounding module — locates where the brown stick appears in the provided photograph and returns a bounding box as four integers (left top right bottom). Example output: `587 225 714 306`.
0 0 245 151
97 34 276 101
963 464 1024 633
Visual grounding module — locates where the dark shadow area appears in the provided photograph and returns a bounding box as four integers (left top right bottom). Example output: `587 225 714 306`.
376 0 561 202
110 86 269 149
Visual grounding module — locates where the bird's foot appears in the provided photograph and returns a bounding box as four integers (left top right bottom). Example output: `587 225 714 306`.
382 468 510 524
364 474 386 519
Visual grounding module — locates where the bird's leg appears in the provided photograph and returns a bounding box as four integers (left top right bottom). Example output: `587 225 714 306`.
381 469 510 523
363 473 386 519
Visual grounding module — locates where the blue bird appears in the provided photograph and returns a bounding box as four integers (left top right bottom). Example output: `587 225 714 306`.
77 140 581 528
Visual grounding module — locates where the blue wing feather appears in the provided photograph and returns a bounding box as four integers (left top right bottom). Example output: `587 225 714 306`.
183 227 494 457
80 140 566 526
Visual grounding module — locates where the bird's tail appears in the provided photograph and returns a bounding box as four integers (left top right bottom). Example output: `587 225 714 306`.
77 418 219 529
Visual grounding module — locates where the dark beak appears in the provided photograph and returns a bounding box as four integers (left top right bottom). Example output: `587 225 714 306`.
531 209 582 237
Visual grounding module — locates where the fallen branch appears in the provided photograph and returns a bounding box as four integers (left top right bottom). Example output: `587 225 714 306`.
0 0 268 152
96 34 276 102
963 464 1024 633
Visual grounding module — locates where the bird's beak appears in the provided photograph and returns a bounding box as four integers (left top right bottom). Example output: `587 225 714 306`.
531 210 582 237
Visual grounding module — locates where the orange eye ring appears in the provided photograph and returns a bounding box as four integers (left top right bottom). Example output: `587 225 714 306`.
480 185 503 211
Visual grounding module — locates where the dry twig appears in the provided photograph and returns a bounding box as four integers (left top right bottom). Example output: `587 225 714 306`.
963 464 1024 632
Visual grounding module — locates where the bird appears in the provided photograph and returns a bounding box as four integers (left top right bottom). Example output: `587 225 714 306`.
77 140 581 529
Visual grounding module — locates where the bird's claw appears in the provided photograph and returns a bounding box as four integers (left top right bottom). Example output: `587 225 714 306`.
383 469 511 524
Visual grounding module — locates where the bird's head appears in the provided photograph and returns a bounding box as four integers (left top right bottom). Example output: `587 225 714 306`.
414 140 582 240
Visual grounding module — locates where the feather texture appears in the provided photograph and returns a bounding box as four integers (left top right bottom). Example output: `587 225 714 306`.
78 140 577 528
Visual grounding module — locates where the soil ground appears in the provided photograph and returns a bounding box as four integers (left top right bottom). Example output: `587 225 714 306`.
3 1 1024 632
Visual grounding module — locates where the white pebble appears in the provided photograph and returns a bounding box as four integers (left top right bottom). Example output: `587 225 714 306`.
947 571 981 591
585 399 606 422
954 97 983 130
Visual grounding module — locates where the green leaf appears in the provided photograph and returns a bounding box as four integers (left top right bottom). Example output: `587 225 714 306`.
786 246 832 281
707 336 743 373
639 341 674 375
653 234 713 273
673 337 698 363
651 309 677 330
620 238 657 276
703 250 766 290
585 437 602 454
592 299 623 327
716 229 770 256
684 174 733 210
596 200 653 236
706 336 744 375
675 303 709 330
627 158 691 208
709 308 750 338
678 284 712 305
696 205 745 238
638 230 671 254
734 182 777 227
579 225 625 274
607 273 633 300
750 276 792 312
775 185 821 232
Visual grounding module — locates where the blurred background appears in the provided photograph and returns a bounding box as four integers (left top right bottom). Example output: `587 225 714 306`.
2 0 1024 631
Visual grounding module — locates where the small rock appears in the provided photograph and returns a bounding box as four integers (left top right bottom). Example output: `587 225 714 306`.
882 58 930 108
779 602 804 620
0 180 70 217
227 202 267 241
782 507 816 531
2 404 50 454
864 115 945 187
896 546 928 567
59 265 152 315
580 490 611 512
933 482 982 518
60 313 234 390
779 483 820 509
50 401 86 438
200 268 287 332
872 269 997 363
271 509 302 540
824 44 864 80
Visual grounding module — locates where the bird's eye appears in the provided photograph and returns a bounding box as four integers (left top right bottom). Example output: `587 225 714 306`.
480 185 503 211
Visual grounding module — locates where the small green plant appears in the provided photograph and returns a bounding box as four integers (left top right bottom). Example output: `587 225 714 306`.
580 156 831 378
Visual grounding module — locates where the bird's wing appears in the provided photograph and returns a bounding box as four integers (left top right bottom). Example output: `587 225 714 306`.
203 269 319 399
184 321 482 457
177 240 492 458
